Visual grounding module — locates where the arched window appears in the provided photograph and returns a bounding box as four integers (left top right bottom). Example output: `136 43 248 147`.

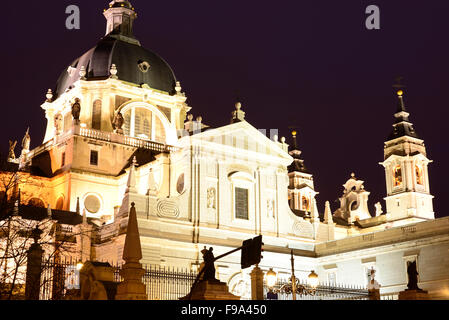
301 196 311 212
134 113 142 136
143 118 151 137
122 106 168 142
55 196 64 210
28 198 45 208
415 164 424 185
393 165 402 187
92 100 102 130
124 113 131 136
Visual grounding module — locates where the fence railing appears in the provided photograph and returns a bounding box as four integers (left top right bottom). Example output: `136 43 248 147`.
39 259 197 300
263 277 370 300
37 260 374 301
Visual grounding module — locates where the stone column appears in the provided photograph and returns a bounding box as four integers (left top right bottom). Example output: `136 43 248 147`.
250 265 264 300
25 227 43 300
115 203 147 300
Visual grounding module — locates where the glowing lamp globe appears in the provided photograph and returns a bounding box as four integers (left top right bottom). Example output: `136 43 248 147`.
308 270 319 288
266 268 277 288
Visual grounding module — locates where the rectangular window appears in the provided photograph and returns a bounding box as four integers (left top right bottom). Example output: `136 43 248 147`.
61 152 66 167
92 100 102 130
90 150 98 166
235 187 249 220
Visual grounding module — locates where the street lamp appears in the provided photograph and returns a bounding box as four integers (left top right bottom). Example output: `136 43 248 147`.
265 251 320 300
266 268 277 288
308 270 319 289
76 261 84 271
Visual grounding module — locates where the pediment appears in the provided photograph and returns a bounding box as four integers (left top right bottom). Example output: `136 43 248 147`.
189 121 293 164
383 152 431 164
295 184 316 193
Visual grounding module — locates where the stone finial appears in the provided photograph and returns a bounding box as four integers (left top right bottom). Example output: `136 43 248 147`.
46 89 53 102
82 209 87 225
281 137 286 144
123 202 142 263
324 201 333 224
147 168 157 196
350 172 356 180
115 202 147 300
110 64 118 79
175 81 182 94
231 102 246 123
187 114 194 121
126 156 138 193
76 197 80 214
79 66 87 80
311 198 320 223
196 116 202 123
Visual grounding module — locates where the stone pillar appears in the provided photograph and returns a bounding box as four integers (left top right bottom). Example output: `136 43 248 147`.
25 228 43 300
398 289 430 300
115 203 147 300
368 289 380 300
250 265 264 300
155 153 171 198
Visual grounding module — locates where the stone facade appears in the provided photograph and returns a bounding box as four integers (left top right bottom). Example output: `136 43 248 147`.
1 0 448 301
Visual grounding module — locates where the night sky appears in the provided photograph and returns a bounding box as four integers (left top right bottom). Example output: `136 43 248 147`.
2 1 448 218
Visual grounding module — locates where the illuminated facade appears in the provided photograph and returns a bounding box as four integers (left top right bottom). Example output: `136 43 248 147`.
1 0 448 300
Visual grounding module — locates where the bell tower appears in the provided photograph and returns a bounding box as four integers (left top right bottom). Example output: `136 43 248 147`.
287 130 318 217
380 88 434 222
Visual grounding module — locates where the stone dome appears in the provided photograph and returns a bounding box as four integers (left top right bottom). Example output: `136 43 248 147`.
54 35 177 99
53 1 176 99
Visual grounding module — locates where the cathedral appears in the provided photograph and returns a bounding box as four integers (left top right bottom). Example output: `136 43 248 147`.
1 0 448 299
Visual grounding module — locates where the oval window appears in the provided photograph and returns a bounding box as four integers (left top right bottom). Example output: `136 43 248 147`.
84 195 101 214
177 174 185 194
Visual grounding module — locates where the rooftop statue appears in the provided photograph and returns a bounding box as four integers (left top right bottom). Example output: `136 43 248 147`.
201 247 217 282
406 261 421 291
22 128 31 151
8 140 17 160
72 98 81 123
112 112 124 134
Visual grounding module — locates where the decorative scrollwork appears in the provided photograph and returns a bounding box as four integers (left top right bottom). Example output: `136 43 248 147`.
156 199 180 218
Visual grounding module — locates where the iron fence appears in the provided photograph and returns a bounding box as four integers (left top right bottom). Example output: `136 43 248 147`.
263 277 370 300
142 265 197 300
38 260 374 300
39 258 197 300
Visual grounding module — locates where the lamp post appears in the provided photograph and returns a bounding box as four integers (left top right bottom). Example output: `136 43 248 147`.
290 250 297 300
265 250 320 299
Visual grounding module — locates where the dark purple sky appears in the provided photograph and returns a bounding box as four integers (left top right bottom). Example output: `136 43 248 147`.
2 1 448 218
